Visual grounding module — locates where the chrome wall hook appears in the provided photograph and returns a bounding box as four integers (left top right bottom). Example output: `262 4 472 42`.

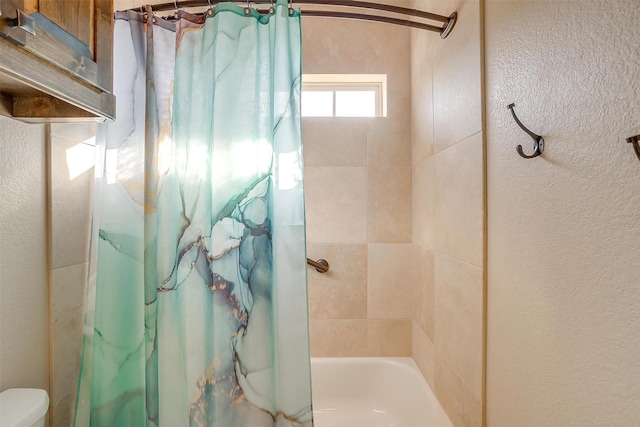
627 135 640 162
508 103 544 159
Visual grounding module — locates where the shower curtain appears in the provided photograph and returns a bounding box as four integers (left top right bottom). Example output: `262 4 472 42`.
75 2 313 425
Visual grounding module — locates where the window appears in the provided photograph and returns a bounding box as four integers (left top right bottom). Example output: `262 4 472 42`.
301 74 387 118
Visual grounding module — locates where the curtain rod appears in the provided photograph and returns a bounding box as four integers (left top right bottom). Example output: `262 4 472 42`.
120 1 457 38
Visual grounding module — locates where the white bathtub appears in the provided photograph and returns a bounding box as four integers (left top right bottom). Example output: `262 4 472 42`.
311 357 452 427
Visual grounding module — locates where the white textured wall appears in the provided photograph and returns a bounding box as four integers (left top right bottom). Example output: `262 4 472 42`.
0 116 49 392
486 1 640 425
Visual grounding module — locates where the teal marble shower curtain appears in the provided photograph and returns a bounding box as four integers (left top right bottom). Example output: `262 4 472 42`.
75 2 313 425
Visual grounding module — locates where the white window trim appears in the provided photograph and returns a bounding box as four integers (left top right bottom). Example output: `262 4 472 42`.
302 74 387 117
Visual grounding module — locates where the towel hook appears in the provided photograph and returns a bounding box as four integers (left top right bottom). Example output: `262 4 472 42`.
508 103 544 159
627 134 640 162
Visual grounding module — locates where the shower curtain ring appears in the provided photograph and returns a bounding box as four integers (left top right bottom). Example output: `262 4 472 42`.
269 0 275 14
245 0 251 15
206 0 214 16
141 5 155 23
173 0 182 18
288 0 294 16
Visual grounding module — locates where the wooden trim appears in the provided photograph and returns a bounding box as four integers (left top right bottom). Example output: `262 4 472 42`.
23 0 38 14
13 96 98 120
38 0 93 48
21 23 100 90
0 37 115 121
95 0 113 93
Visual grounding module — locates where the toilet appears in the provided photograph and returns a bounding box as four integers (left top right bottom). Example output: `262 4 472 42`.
0 389 49 427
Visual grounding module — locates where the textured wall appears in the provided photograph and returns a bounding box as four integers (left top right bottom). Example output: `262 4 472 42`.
485 1 640 425
0 116 49 393
302 9 414 357
411 0 485 426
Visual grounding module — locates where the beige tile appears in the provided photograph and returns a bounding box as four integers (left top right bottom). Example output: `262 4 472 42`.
125 0 173 10
384 82 411 140
411 34 434 165
51 392 75 427
302 18 369 74
365 16 410 76
114 0 134 11
435 352 482 427
50 123 95 141
365 22 411 127
51 133 95 269
309 319 368 357
432 0 482 152
412 155 435 248
305 167 367 244
412 320 435 389
366 118 412 170
307 244 367 319
367 319 412 356
434 253 483 402
388 98 412 141
367 244 412 318
412 0 435 12
367 165 412 243
302 118 367 167
386 0 413 7
51 263 87 412
412 245 435 339
434 132 483 266
51 263 87 323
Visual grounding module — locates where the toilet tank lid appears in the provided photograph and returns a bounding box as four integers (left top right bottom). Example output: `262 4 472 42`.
0 388 49 427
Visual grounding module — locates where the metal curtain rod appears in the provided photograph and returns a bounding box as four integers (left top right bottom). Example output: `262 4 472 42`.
122 1 457 38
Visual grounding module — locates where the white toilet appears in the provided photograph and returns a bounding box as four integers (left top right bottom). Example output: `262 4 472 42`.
0 389 49 427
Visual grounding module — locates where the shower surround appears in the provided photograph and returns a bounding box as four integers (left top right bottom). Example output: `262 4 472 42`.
410 0 485 426
302 7 414 357
47 0 484 425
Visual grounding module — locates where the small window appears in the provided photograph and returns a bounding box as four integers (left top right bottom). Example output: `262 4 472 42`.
301 74 387 118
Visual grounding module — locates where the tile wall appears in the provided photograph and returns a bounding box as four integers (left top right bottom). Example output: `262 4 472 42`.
49 0 454 422
411 0 485 425
116 0 415 358
48 124 95 426
302 9 414 357
47 15 415 422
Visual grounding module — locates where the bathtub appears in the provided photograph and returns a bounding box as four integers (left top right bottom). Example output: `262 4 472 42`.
310 357 452 427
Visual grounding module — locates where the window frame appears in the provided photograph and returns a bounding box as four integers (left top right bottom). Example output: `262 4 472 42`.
301 74 387 118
